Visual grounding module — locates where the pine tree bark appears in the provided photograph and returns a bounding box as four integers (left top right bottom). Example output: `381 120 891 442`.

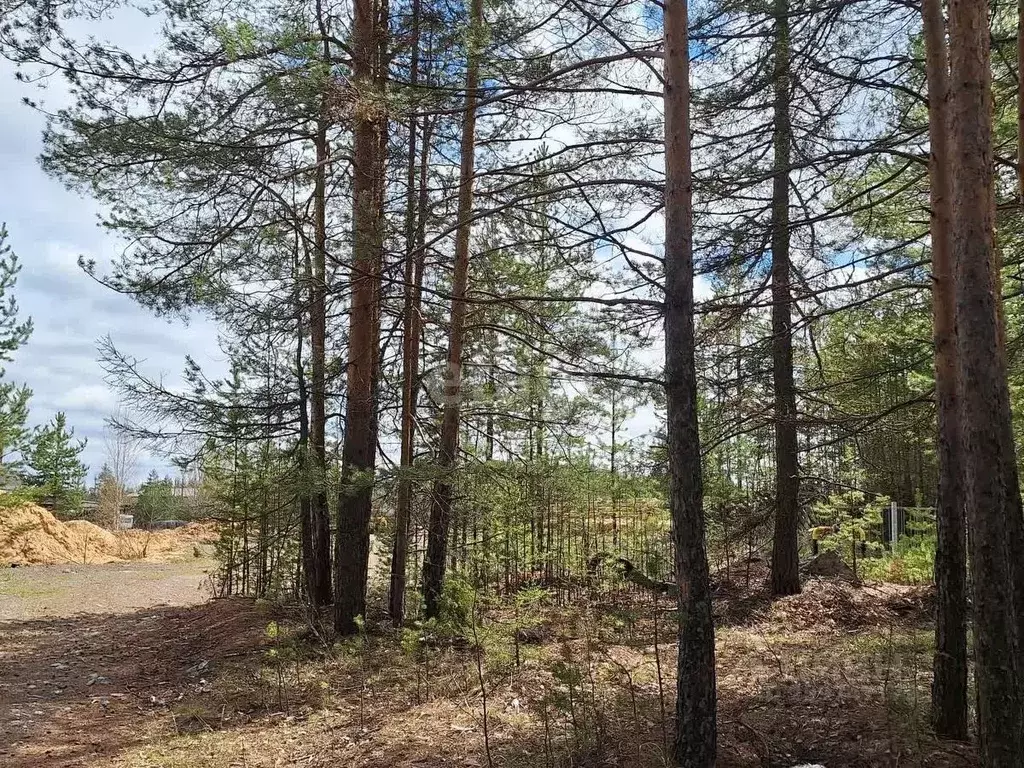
296 249 317 603
421 0 483 618
388 0 424 627
948 0 1024 757
664 0 716 763
307 102 333 607
1019 0 1024 202
336 0 385 635
768 0 801 597
922 0 967 739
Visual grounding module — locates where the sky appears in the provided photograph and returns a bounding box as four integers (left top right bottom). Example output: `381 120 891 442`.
0 4 689 484
0 36 225 486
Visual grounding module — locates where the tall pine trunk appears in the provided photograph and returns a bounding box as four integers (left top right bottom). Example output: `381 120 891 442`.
306 97 333 606
768 0 801 597
922 0 967 739
336 0 386 634
421 0 482 618
664 0 716 762
388 0 424 627
295 247 317 603
948 0 1024 758
1019 0 1024 203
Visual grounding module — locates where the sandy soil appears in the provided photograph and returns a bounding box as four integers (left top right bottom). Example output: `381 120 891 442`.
0 561 980 768
0 559 268 768
0 561 213 621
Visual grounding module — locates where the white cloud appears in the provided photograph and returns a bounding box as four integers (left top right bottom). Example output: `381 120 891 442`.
0 48 223 482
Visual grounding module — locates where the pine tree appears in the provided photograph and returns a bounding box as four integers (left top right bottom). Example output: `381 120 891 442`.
334 0 389 635
28 412 88 515
948 0 1024 756
922 0 967 738
0 383 32 484
0 227 31 361
421 0 484 619
665 0 716 761
0 225 34 487
135 470 181 527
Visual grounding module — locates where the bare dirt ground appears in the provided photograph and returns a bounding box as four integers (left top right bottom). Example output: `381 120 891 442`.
0 560 270 768
0 561 982 768
0 561 212 620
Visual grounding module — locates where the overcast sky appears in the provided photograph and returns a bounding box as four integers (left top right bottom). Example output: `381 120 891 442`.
0 43 225 486
0 6 682 485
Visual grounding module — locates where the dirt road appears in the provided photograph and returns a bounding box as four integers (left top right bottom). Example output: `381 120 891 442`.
0 559 266 768
0 560 212 621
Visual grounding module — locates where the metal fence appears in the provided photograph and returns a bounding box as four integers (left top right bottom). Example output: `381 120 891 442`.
882 503 935 549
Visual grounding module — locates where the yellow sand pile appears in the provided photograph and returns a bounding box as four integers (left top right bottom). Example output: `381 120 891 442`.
0 504 217 566
116 525 216 561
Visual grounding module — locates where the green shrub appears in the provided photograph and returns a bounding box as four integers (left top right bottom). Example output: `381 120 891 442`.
814 491 888 561
861 534 936 585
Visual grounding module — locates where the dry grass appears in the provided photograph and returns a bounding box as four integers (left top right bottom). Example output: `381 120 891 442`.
0 548 976 768
83 580 976 768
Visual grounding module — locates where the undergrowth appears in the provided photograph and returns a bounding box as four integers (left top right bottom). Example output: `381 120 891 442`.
109 581 978 768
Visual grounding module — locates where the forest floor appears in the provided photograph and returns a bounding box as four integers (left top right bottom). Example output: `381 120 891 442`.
0 560 981 768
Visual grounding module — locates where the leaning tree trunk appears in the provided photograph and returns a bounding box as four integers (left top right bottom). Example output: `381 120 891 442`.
768 0 801 597
922 0 967 739
948 0 1024 759
388 0 424 627
664 0 716 763
336 0 385 635
421 0 483 618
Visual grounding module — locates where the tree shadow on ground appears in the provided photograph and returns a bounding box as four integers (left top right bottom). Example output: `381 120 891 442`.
467 634 979 768
0 597 270 768
0 585 974 768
